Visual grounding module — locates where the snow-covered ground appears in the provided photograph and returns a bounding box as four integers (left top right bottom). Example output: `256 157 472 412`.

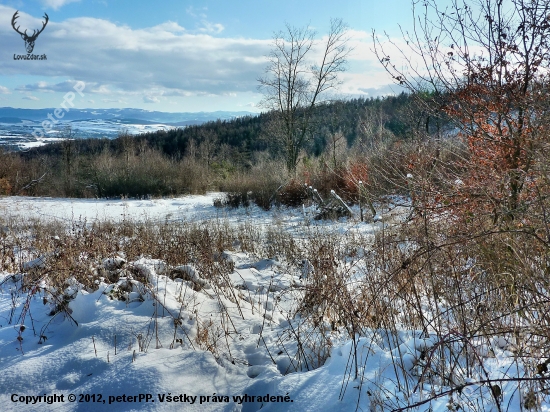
0 194 223 224
0 194 392 244
0 195 546 411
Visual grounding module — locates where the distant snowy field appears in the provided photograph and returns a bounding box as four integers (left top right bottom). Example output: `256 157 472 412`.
0 119 175 150
0 195 544 411
0 193 226 224
0 108 254 150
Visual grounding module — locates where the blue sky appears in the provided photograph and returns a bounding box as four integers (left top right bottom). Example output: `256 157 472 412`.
0 0 419 112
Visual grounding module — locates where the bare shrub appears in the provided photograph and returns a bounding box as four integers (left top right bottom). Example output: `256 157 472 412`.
278 179 308 207
219 159 286 210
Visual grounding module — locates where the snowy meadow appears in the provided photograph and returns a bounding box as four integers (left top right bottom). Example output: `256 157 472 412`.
0 194 549 412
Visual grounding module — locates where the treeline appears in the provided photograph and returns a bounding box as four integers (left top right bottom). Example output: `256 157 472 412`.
139 93 420 159
0 92 449 200
23 93 436 161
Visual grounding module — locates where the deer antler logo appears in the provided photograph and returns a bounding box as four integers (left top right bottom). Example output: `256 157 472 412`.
12 11 49 54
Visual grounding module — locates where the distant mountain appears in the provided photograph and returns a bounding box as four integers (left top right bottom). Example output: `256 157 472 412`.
0 108 255 150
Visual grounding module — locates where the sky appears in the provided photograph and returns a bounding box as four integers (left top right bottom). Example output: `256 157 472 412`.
0 0 419 113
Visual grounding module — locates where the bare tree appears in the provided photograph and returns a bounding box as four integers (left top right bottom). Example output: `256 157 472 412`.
258 18 351 174
355 105 395 152
60 125 78 196
196 130 219 168
373 0 550 223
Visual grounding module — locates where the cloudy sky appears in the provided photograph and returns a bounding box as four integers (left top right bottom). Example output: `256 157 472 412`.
0 0 418 112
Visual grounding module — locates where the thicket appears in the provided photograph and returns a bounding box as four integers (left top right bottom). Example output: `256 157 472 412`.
358 0 550 408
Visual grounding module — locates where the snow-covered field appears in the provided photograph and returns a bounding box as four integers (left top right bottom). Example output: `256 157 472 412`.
0 195 546 411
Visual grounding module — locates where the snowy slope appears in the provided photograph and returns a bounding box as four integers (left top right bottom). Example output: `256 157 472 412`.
0 194 546 411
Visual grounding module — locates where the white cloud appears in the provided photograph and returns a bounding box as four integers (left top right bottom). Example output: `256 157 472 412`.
0 85 10 94
41 0 81 10
163 90 194 97
2 13 271 97
143 96 160 103
22 95 39 101
186 6 207 20
0 5 392 108
199 22 224 34
15 80 95 95
186 6 224 34
357 84 403 96
149 22 186 34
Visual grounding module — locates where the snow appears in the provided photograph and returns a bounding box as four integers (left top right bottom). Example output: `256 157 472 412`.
0 194 221 224
0 194 546 411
